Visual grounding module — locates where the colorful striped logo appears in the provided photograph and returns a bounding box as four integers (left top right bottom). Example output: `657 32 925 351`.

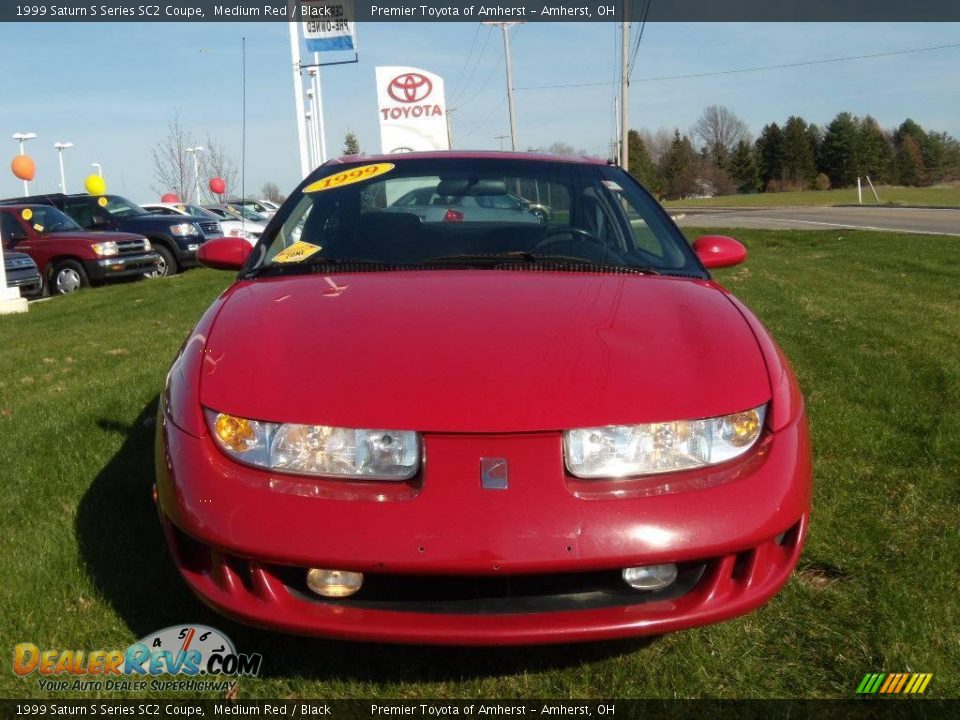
857 672 933 695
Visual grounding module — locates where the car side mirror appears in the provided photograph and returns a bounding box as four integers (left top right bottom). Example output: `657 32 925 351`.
91 215 108 227
693 235 747 269
197 236 253 271
8 230 27 242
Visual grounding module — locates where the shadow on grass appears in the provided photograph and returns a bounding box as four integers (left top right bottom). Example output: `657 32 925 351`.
76 398 653 685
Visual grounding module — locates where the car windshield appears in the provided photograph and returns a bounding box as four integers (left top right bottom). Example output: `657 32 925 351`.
227 204 268 222
102 196 148 218
248 158 705 277
178 204 217 218
29 206 83 233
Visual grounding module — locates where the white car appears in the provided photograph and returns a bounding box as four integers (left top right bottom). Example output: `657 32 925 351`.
141 203 265 245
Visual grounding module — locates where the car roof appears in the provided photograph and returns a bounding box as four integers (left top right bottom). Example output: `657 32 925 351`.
324 150 610 166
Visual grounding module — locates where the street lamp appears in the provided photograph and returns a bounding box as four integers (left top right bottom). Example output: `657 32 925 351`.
186 146 204 204
12 132 37 194
54 142 74 193
90 163 102 177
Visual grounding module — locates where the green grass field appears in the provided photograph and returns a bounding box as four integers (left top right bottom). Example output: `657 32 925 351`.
664 184 960 208
1 228 958 699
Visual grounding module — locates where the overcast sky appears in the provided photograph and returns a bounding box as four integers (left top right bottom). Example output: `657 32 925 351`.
0 21 957 200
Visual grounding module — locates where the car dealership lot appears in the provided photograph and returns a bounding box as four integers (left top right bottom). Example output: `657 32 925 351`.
1 227 958 698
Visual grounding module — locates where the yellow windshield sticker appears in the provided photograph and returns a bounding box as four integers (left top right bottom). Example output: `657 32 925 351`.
304 163 395 193
98 197 108 207
21 209 32 221
33 224 44 233
273 241 322 264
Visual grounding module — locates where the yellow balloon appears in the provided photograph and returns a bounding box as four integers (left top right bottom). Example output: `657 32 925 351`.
85 175 106 195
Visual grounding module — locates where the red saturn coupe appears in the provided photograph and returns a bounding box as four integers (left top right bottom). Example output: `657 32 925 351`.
156 152 811 645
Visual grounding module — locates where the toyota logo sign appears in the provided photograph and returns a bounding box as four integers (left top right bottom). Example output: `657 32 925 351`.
388 73 433 103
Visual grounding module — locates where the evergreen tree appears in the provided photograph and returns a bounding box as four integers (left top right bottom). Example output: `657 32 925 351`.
729 139 759 194
807 123 823 173
754 123 783 189
858 116 894 183
343 131 362 155
627 130 660 192
821 112 861 187
780 116 817 188
896 135 926 186
658 130 699 200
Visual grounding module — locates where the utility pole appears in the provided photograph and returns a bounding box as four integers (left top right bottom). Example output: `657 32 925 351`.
186 146 204 204
54 142 74 193
620 9 630 169
495 135 509 151
446 107 457 149
482 22 522 151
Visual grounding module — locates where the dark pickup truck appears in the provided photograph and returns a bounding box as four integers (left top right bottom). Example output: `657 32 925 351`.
0 204 157 295
3 251 43 299
0 193 223 277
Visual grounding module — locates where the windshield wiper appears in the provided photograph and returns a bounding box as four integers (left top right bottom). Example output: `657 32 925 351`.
422 252 660 274
243 257 411 279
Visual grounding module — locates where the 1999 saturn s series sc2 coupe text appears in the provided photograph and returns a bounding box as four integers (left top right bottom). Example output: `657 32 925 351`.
155 152 811 645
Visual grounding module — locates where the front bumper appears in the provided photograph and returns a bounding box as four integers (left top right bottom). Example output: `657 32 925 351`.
84 252 158 281
156 411 811 645
5 268 42 298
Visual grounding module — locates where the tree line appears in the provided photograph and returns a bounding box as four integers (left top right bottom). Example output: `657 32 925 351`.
626 106 960 200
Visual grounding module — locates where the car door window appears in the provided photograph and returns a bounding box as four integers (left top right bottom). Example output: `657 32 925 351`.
63 199 96 228
1 213 26 246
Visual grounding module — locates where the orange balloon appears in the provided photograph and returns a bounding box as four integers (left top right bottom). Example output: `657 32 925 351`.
11 155 35 182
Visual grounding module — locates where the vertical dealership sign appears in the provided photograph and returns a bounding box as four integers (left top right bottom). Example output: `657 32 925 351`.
301 0 357 53
376 67 450 153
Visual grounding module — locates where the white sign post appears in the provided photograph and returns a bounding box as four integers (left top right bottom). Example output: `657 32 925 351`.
376 66 450 154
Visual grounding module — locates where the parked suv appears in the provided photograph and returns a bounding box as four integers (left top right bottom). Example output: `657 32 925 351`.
0 193 222 277
3 251 43 299
0 205 157 295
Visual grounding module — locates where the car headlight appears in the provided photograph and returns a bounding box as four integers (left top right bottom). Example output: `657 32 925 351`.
170 223 199 237
564 405 767 479
91 241 119 257
143 239 152 251
204 409 421 480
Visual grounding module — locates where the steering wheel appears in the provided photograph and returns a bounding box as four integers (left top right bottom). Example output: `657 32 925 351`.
532 226 625 264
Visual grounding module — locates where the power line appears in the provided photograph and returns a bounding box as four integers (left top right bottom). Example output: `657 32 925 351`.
628 0 652 76
464 97 508 138
451 26 494 104
449 24 482 101
518 41 960 91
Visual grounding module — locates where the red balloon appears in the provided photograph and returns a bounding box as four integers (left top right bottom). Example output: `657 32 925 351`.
161 193 180 203
209 177 226 195
11 155 36 182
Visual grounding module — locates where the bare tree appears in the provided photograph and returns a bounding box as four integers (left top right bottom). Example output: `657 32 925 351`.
637 128 674 164
261 182 285 203
151 114 195 201
692 106 749 168
199 136 239 204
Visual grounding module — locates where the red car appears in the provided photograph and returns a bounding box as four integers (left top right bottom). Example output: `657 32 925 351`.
156 152 811 645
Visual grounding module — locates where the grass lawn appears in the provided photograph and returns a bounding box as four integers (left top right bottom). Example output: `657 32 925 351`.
664 184 960 208
1 228 958 699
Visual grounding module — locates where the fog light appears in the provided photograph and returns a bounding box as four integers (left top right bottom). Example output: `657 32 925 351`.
306 568 363 598
622 563 678 591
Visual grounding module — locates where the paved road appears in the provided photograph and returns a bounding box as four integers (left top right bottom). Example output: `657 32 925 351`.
671 206 960 236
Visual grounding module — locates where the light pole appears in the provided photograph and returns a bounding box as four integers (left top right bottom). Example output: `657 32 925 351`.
482 22 522 151
54 142 74 193
186 146 204 204
12 132 37 194
90 163 103 177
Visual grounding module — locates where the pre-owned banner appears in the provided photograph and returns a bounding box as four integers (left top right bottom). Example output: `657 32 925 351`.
302 0 357 53
376 66 450 154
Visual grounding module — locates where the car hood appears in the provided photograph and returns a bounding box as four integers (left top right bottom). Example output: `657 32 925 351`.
201 271 770 433
47 230 147 242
